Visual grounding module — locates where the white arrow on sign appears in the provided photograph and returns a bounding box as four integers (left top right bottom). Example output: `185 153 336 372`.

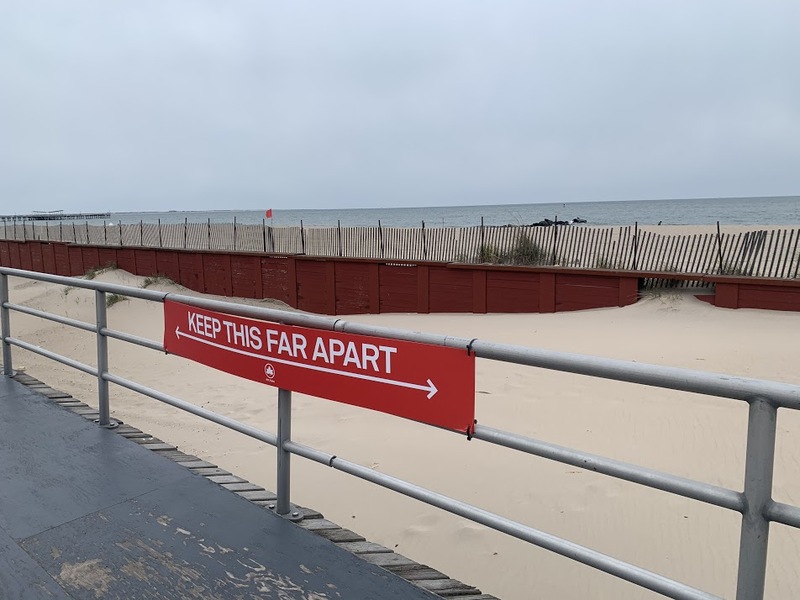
175 327 438 399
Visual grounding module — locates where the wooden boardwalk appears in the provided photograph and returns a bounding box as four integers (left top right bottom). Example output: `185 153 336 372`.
0 372 497 600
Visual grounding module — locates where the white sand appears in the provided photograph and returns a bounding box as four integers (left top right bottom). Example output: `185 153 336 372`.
6 270 800 599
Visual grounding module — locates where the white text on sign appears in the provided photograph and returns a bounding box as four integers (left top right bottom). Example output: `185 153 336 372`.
186 311 397 374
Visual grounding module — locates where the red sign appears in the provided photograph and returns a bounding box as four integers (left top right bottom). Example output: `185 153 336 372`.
163 301 475 433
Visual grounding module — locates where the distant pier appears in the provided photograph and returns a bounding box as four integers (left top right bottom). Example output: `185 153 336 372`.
0 211 110 222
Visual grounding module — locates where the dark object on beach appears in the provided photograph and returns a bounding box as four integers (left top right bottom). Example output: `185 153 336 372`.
531 218 573 226
571 217 587 224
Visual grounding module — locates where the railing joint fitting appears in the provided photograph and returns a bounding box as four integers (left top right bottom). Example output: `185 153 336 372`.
268 502 304 522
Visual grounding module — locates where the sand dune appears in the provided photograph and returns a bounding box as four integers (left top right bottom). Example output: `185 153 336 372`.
6 269 800 599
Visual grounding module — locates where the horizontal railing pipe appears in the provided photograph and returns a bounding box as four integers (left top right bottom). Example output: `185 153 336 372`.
100 327 163 352
765 500 800 530
472 425 745 512
465 341 800 411
7 337 98 376
5 302 97 333
104 373 278 447
328 323 800 411
284 440 720 600
0 267 169 303
283 440 336 465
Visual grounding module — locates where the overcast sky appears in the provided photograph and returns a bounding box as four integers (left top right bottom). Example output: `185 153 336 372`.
1 1 799 213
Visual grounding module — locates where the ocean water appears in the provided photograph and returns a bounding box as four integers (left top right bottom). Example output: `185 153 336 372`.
64 195 800 227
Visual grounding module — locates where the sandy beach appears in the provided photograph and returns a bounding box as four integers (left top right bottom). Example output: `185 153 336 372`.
5 269 800 599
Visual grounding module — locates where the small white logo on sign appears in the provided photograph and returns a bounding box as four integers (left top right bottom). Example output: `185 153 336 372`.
264 363 276 380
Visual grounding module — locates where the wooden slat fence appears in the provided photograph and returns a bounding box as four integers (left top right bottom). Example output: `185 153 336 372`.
2 221 799 280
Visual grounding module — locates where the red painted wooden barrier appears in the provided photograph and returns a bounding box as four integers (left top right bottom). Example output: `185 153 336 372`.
2 239 799 314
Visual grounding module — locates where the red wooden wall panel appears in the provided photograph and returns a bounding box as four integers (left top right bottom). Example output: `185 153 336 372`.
715 283 739 309
230 255 262 299
41 243 56 273
177 253 205 292
295 260 330 314
261 257 290 304
116 249 136 275
29 243 44 272
54 244 71 276
19 243 32 271
618 277 639 306
334 261 371 314
378 265 418 313
155 250 181 282
486 271 541 313
134 249 157 276
8 242 21 269
0 241 10 267
98 248 117 269
429 267 474 313
417 266 430 313
472 271 487 313
203 254 232 296
555 273 620 312
67 246 84 275
738 284 800 312
82 247 100 272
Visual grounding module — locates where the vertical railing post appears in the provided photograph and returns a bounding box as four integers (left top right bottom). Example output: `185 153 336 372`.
95 290 111 426
1 273 13 376
735 397 777 600
277 388 293 516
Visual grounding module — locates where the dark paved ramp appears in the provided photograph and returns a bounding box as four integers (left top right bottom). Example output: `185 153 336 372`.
0 376 437 599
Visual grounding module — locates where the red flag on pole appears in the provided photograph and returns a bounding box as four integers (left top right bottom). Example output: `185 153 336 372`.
265 209 273 219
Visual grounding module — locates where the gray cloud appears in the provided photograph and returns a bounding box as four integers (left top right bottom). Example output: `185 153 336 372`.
1 0 799 212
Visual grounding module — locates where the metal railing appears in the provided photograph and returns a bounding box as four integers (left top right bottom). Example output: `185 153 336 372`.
1 265 798 600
